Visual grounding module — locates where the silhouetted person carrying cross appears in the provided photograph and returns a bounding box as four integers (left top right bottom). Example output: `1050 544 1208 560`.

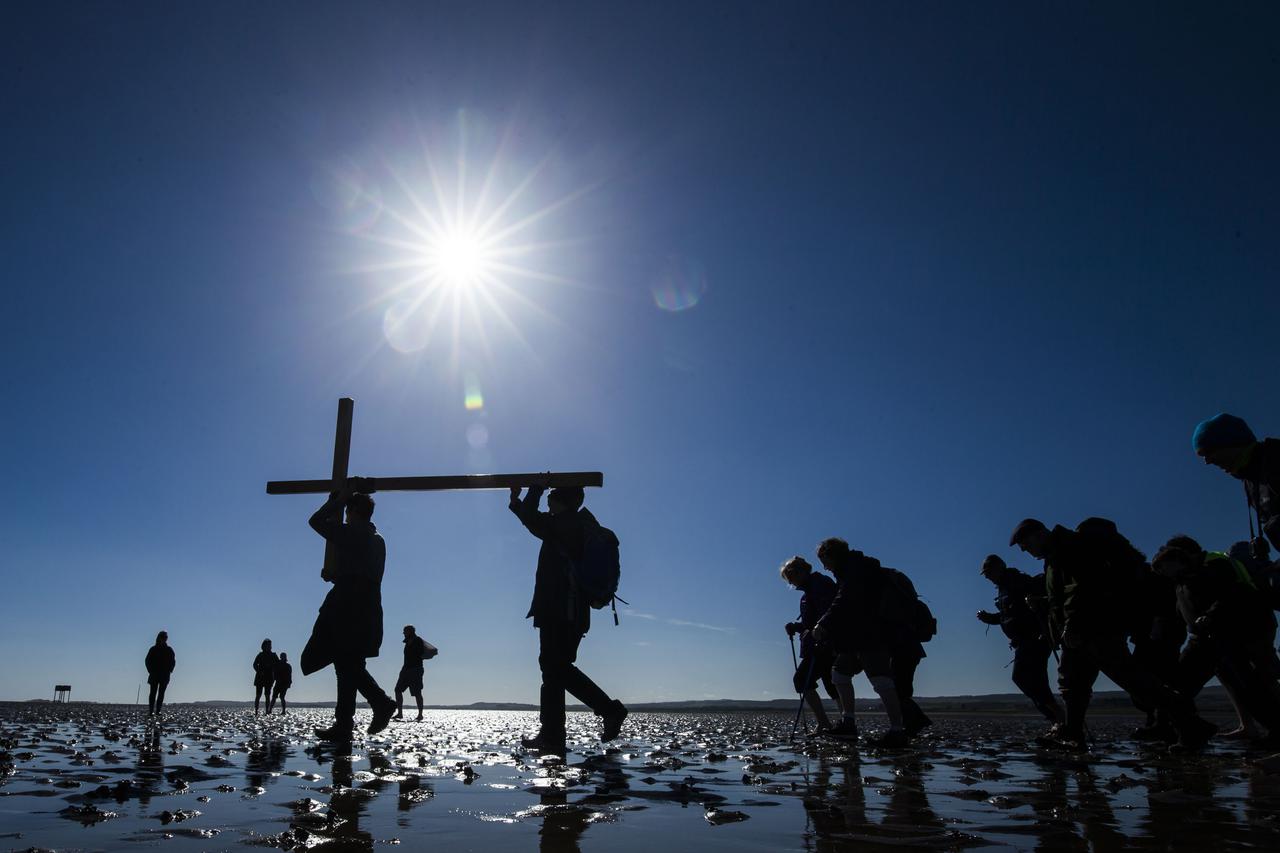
510 483 627 758
270 652 292 714
144 631 175 716
302 482 397 746
253 639 277 715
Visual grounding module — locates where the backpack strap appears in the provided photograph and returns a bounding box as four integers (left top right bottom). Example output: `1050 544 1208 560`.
1246 479 1268 544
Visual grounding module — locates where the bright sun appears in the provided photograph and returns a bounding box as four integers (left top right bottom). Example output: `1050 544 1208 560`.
331 114 598 360
431 230 489 289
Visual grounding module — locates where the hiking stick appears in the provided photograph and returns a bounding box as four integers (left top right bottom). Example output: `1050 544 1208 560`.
789 633 799 669
790 653 818 741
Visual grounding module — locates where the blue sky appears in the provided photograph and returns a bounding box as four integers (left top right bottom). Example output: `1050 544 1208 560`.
2 2 1277 705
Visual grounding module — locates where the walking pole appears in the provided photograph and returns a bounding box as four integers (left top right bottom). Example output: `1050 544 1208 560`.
789 633 799 669
791 653 818 742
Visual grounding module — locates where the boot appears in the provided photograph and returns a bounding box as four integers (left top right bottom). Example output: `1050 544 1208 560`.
521 732 567 755
1169 716 1217 753
826 719 860 740
868 729 910 749
601 700 628 742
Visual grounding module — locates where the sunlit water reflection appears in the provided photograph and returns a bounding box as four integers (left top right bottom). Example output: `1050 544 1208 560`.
2 704 1279 851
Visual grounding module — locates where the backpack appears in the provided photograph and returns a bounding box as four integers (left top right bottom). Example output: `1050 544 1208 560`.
571 522 626 623
421 640 439 660
1074 517 1146 600
883 567 938 643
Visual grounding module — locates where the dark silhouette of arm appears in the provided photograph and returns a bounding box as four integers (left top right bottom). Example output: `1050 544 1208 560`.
309 492 346 540
814 580 853 638
509 486 550 539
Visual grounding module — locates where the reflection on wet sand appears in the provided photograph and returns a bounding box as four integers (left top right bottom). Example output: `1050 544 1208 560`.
3 704 1280 851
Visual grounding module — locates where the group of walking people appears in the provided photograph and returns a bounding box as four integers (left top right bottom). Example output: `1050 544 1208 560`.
251 640 293 715
783 412 1280 754
143 409 1277 760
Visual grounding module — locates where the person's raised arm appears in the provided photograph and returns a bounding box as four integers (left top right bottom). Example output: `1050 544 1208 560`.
309 487 349 540
508 485 549 539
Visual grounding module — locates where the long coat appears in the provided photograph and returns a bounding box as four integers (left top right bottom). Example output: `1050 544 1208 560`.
253 651 278 687
145 644 175 686
301 495 386 675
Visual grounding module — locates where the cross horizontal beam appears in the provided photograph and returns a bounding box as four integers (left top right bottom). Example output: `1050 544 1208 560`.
266 471 604 495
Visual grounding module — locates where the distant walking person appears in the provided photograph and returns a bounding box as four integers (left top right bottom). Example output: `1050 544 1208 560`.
270 652 292 714
1193 413 1280 555
813 538 934 748
301 482 397 746
144 631 175 716
394 625 435 721
780 556 842 735
253 639 278 715
510 484 628 757
976 555 1064 729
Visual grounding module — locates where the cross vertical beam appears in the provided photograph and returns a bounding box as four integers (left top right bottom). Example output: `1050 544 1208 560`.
322 397 354 577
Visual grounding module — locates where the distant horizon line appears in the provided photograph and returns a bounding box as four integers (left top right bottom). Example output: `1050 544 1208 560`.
2 686 1231 711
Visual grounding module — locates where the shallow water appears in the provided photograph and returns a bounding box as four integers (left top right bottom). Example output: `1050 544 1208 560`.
2 704 1279 851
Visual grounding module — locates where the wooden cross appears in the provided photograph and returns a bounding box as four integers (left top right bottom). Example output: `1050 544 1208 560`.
266 398 603 572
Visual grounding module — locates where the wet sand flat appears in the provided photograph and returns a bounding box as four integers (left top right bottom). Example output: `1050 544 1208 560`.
3 703 1280 851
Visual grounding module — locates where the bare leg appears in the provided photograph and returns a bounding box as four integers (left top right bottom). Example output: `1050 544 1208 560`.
1221 677 1262 738
804 689 831 729
832 670 858 723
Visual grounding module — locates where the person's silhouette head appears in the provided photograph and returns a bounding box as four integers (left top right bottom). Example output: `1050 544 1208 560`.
1010 519 1050 558
1192 413 1257 473
261 639 272 652
279 652 288 662
815 537 851 575
156 631 168 645
779 556 813 589
347 493 375 522
403 625 416 640
1152 535 1203 580
980 554 1009 585
547 487 584 516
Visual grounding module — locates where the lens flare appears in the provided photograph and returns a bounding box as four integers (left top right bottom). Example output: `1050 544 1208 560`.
465 422 489 448
382 299 432 353
650 255 708 312
464 374 484 411
312 159 383 233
